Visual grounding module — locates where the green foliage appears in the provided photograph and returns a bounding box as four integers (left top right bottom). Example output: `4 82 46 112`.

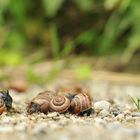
6 31 25 50
129 95 140 111
43 0 64 17
0 0 139 66
0 49 22 66
74 64 92 80
75 0 94 11
49 24 60 59
61 40 75 57
10 0 27 26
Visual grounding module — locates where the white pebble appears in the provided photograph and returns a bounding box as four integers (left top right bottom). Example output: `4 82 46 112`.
2 116 16 124
132 112 140 117
115 114 125 121
47 112 59 118
99 109 110 117
94 100 111 112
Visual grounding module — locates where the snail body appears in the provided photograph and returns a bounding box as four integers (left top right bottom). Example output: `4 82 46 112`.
0 90 13 111
70 93 92 115
27 90 56 114
49 95 70 113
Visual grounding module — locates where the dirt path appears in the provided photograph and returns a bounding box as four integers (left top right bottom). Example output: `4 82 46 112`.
0 76 140 140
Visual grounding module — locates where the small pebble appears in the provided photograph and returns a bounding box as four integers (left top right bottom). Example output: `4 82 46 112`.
132 112 140 117
94 100 111 112
2 116 17 124
115 114 125 121
123 110 132 116
98 109 110 117
104 117 114 122
125 116 135 122
47 112 59 118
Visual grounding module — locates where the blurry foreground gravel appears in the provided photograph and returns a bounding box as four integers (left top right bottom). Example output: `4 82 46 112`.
0 78 140 140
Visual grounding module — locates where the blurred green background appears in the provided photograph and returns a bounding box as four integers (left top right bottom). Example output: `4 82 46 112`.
0 0 140 70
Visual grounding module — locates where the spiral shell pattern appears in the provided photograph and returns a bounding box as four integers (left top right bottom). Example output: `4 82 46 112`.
27 90 57 114
0 98 6 115
70 93 91 114
49 96 70 113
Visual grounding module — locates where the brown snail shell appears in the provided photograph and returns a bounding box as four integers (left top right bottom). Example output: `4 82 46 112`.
27 90 57 114
49 96 70 113
0 99 6 115
70 93 92 114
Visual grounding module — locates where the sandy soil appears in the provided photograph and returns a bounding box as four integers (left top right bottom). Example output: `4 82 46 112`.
0 75 140 140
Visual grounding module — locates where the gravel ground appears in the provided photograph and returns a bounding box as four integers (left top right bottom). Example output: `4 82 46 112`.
0 77 140 140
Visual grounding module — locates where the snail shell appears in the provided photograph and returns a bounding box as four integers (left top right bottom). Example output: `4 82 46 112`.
70 93 92 114
27 90 57 114
0 98 6 115
49 96 70 113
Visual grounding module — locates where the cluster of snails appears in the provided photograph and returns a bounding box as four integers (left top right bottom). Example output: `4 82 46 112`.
27 86 93 116
0 90 13 114
0 86 93 116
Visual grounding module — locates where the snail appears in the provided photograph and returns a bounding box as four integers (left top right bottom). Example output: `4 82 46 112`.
49 95 70 113
0 90 13 110
0 98 6 114
27 90 57 114
69 93 93 116
27 86 93 116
